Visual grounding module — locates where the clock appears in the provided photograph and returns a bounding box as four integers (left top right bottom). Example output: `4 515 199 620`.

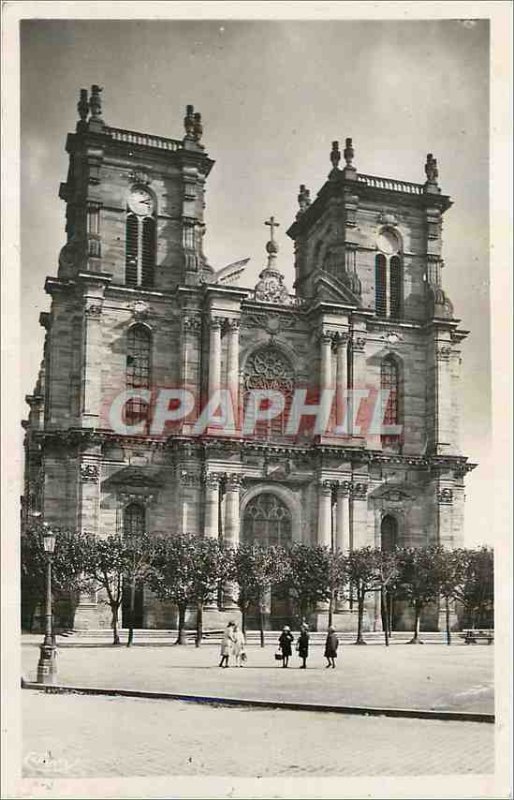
128 187 155 216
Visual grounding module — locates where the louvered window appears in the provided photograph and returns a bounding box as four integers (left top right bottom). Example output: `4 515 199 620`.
390 256 402 319
125 212 156 288
375 254 387 317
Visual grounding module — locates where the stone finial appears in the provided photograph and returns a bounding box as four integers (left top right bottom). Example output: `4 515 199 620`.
297 184 311 217
330 141 341 170
343 137 354 168
89 85 103 121
193 112 203 142
184 104 195 139
77 88 89 123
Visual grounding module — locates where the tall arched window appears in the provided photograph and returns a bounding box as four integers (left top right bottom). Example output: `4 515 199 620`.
375 229 403 318
380 356 401 451
375 254 387 317
126 325 152 425
125 187 156 288
243 493 292 548
123 502 146 538
243 347 294 438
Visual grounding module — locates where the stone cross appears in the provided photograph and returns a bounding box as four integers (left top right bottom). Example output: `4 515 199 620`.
264 216 280 242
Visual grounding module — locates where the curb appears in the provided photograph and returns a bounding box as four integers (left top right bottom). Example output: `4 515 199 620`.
21 679 494 724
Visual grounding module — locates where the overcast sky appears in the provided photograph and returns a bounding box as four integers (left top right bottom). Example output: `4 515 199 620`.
20 18 490 544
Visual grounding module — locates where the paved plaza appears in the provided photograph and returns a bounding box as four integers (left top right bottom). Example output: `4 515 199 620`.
23 691 494 779
22 639 494 713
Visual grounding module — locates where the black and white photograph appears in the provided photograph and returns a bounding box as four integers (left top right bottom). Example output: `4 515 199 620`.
2 2 512 799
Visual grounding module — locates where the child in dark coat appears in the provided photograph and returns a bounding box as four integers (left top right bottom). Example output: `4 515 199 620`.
297 624 310 669
278 626 294 668
324 626 339 668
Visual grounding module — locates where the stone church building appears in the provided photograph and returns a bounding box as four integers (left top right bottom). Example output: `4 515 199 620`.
23 86 476 631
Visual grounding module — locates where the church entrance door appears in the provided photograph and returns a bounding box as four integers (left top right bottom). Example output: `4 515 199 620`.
380 514 400 631
242 492 294 629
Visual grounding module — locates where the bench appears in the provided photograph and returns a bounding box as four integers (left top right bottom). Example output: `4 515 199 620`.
461 629 494 645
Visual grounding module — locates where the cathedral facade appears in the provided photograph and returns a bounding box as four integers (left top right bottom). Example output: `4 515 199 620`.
23 86 476 631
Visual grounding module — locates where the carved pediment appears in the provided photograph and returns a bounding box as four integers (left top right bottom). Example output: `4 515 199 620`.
103 466 165 489
371 483 415 502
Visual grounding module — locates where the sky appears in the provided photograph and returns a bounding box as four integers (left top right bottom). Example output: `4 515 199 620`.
19 17 491 545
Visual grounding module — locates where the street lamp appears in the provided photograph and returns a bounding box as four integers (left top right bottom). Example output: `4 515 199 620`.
36 523 57 684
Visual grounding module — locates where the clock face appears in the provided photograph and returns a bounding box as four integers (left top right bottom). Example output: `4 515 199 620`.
128 187 155 216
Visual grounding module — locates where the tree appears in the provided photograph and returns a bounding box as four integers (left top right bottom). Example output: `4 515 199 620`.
396 546 442 644
346 547 382 644
232 543 288 646
453 547 494 630
21 524 92 631
85 532 156 646
430 547 465 645
375 549 400 646
149 533 204 645
283 543 331 623
185 535 231 647
326 549 348 628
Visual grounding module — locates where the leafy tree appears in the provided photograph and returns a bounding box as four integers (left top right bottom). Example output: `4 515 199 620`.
85 532 156 646
232 543 288 646
283 543 331 623
453 547 494 630
185 535 231 647
396 546 442 644
375 549 400 646
326 549 348 628
21 524 92 631
346 547 382 644
430 547 465 645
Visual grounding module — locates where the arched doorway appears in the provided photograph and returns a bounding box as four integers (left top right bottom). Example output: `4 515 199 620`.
380 514 399 632
242 492 294 628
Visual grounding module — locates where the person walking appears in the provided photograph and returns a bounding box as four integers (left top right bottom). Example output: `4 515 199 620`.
278 625 294 668
219 621 235 668
324 626 339 668
232 623 246 667
297 623 310 669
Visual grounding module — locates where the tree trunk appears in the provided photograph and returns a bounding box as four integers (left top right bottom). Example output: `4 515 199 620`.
328 590 334 629
259 606 265 648
241 606 246 637
195 602 203 647
381 587 389 647
111 604 121 646
408 603 423 643
127 577 136 647
445 596 451 645
355 588 366 644
176 603 187 645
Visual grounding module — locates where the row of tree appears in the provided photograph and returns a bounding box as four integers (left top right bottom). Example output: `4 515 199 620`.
21 525 493 647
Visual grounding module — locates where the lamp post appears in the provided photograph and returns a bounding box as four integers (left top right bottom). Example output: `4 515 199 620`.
36 523 57 684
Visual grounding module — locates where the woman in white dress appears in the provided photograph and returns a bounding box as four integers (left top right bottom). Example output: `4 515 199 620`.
232 623 246 667
219 622 235 668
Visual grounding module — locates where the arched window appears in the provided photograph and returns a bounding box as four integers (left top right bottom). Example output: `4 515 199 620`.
243 347 294 438
375 254 387 317
375 230 403 318
390 256 402 319
380 356 401 451
123 502 146 538
243 493 292 548
125 325 152 426
381 514 398 552
125 190 156 288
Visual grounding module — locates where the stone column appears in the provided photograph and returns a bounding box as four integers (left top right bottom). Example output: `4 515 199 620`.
226 320 240 430
317 481 333 549
435 344 453 454
349 335 367 437
335 482 351 612
80 301 103 428
319 332 333 392
74 447 101 630
208 317 222 397
223 474 241 609
335 334 348 433
204 473 220 539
